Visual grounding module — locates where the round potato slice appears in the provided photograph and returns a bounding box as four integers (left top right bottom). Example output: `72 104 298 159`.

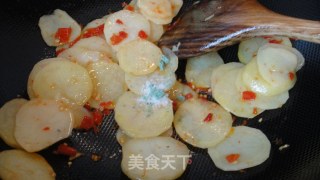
58 36 114 66
213 68 264 118
241 58 296 96
0 98 27 148
257 44 304 86
211 62 244 92
238 36 292 64
149 21 164 42
174 98 232 148
38 9 81 46
116 127 173 146
186 51 224 88
87 61 127 109
125 70 176 95
104 10 150 51
0 150 55 180
208 126 271 171
32 60 93 106
137 0 173 24
117 39 162 75
115 91 173 138
15 99 73 152
121 137 190 180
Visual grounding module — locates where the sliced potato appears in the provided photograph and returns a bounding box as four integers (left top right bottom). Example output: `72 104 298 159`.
208 126 271 171
174 98 232 148
238 36 292 64
121 137 190 180
32 60 93 106
211 62 244 92
38 9 81 46
125 70 176 95
87 61 127 108
58 36 114 66
137 0 173 24
27 58 67 99
149 21 164 42
115 91 173 138
213 68 264 118
15 99 73 152
186 51 224 88
257 44 303 86
241 58 296 96
0 98 27 148
117 39 162 75
104 10 150 51
116 127 173 146
0 149 55 180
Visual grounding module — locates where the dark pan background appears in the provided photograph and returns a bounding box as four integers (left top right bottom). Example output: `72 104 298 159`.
1 0 320 179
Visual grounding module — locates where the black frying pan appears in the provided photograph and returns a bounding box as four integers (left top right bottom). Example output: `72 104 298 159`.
1 0 320 179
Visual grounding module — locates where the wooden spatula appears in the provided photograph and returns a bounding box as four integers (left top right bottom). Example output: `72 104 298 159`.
158 0 320 58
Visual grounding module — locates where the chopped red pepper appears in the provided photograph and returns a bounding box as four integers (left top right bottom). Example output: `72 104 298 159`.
110 31 128 45
55 27 72 44
92 111 103 126
226 154 240 163
84 103 92 111
42 126 50 131
253 107 258 115
82 24 104 38
172 101 178 111
102 109 111 116
79 116 95 131
269 39 283 44
100 101 114 109
204 113 213 122
185 93 193 100
126 5 135 11
116 19 124 25
262 36 273 39
56 144 77 157
289 72 295 80
242 91 256 101
138 30 148 39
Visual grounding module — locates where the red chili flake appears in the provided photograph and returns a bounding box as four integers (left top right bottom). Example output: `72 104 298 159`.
242 91 256 101
92 111 103 126
225 154 240 163
262 36 273 39
185 93 193 100
126 5 135 11
100 101 114 109
55 27 72 44
56 144 77 157
253 107 258 115
42 126 50 131
172 101 178 111
289 72 295 80
138 30 148 39
116 19 124 25
269 39 283 44
79 116 95 131
82 24 105 38
188 159 192 164
84 103 92 111
55 48 66 56
102 109 111 116
110 31 128 45
204 113 213 122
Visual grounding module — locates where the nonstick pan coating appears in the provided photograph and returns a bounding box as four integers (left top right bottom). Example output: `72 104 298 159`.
0 0 320 179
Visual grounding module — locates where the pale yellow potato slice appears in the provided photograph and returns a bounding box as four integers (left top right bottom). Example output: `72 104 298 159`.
208 126 271 171
87 61 127 109
238 36 292 64
0 149 55 180
125 70 176 95
104 10 150 51
186 51 224 88
116 127 173 146
15 99 73 152
117 39 162 75
211 62 244 92
170 0 183 16
58 36 114 66
0 98 27 148
257 44 304 86
38 9 81 46
115 91 173 138
149 21 164 42
241 58 296 96
137 0 173 24
213 68 264 118
32 60 93 106
174 98 232 148
121 137 189 180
